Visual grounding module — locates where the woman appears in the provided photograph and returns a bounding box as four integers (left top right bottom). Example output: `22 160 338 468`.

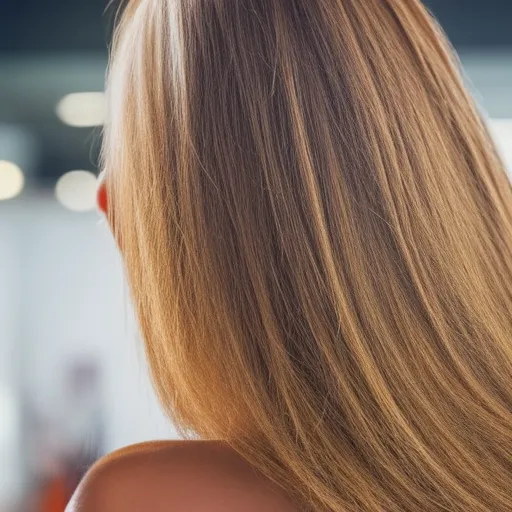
69 0 512 510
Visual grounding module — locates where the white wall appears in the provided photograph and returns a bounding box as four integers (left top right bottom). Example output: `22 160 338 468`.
19 195 175 447
0 200 23 502
0 194 176 504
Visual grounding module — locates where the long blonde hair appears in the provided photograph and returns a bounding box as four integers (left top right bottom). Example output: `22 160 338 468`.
103 0 512 510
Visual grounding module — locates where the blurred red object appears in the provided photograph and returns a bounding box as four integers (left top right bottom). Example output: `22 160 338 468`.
38 475 70 512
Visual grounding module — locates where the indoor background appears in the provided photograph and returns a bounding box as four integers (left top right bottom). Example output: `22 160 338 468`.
0 1 511 511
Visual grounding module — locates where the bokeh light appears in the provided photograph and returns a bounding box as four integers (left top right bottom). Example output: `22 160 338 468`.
55 170 98 212
56 92 106 128
0 160 24 200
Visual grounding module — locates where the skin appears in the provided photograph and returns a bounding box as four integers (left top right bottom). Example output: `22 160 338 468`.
66 440 297 512
65 181 297 511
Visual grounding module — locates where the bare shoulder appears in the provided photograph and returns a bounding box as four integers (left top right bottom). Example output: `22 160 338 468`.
66 440 296 512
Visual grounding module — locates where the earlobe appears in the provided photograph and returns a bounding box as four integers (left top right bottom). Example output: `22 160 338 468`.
97 173 121 249
97 175 108 215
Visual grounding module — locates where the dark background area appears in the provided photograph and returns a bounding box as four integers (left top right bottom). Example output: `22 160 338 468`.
2 0 512 54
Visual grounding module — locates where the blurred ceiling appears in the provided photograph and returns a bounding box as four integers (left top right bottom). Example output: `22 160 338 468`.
1 0 512 54
0 0 109 54
0 0 511 187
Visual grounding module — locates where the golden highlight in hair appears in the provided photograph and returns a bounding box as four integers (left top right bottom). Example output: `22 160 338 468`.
103 1 512 510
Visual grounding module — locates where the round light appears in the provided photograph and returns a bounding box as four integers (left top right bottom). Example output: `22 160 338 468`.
56 92 106 127
0 160 24 200
56 170 98 212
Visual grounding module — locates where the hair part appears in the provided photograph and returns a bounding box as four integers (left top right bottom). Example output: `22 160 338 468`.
103 0 512 510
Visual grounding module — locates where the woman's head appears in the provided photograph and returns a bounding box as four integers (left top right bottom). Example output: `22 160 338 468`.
102 0 512 510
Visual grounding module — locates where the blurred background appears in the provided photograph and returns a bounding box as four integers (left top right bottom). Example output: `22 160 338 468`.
0 1 511 511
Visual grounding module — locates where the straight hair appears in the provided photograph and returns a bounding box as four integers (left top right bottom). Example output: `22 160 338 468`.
103 1 512 510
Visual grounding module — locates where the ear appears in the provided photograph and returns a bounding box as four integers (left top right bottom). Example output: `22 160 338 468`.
97 173 121 249
97 174 108 215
